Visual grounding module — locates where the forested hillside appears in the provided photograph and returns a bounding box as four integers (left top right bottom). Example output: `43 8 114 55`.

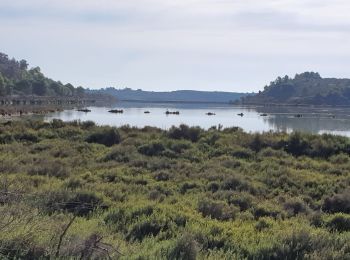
0 52 84 97
91 88 251 103
239 72 350 106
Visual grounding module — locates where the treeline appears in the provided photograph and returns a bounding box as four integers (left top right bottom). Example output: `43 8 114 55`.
239 72 350 106
90 87 251 103
0 52 84 97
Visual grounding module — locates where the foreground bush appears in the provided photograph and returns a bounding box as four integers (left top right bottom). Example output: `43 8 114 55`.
323 191 350 214
167 234 198 260
85 127 121 146
0 121 349 259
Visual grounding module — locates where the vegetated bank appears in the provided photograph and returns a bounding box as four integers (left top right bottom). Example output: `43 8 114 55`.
238 72 350 107
89 87 253 104
0 120 349 259
0 52 114 116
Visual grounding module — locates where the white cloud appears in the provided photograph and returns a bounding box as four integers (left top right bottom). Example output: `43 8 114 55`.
0 0 350 91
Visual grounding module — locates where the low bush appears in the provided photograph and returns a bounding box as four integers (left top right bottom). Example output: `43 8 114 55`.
283 198 309 216
85 127 121 147
27 159 69 179
138 141 165 156
222 176 250 192
167 234 198 260
322 191 350 214
198 199 237 221
126 218 167 241
39 190 106 216
325 214 350 232
168 124 201 142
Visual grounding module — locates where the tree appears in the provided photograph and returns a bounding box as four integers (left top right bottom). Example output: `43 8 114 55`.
14 79 32 94
0 73 5 96
76 86 85 96
32 80 47 96
19 60 28 70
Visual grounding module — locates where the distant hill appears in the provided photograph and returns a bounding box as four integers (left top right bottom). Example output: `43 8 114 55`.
238 72 350 106
90 87 252 103
0 52 84 97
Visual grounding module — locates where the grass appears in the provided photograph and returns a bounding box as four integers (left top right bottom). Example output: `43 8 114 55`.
0 120 349 259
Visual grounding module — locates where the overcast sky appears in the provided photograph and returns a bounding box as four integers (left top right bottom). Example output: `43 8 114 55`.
1 0 350 92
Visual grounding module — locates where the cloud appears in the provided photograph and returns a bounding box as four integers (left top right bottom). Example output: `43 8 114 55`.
0 0 350 91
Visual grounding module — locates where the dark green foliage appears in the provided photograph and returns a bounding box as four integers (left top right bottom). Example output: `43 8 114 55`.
255 219 272 231
222 176 249 192
198 199 237 221
90 87 248 103
40 190 106 216
86 128 121 147
283 198 309 216
323 191 350 214
154 171 170 181
0 237 47 259
252 230 313 260
285 132 309 156
240 71 350 106
180 182 198 194
138 141 165 156
325 214 350 232
0 52 83 96
253 206 281 219
27 159 69 179
168 124 201 142
168 234 198 260
126 219 165 241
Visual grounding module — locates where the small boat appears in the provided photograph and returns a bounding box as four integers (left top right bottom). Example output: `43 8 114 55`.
77 109 91 113
144 111 151 114
294 114 302 118
108 109 124 114
206 112 216 116
165 111 180 115
260 113 268 117
237 113 244 117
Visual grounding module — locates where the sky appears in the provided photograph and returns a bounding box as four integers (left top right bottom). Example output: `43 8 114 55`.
1 0 350 92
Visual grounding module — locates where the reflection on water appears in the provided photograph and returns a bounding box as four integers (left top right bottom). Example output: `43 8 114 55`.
29 102 350 136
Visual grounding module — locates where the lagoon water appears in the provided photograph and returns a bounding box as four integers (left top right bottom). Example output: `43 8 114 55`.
32 102 350 136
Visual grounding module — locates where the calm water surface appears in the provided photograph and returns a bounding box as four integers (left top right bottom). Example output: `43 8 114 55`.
32 102 350 136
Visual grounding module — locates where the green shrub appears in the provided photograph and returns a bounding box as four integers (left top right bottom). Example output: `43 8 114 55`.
103 146 133 162
0 237 46 259
283 198 309 216
198 199 237 221
14 131 40 143
126 219 165 241
252 230 313 260
168 124 201 142
86 127 121 147
323 191 350 214
253 204 281 219
138 141 165 156
231 148 253 159
154 171 170 181
222 176 249 192
167 234 198 260
39 190 106 216
325 214 350 232
180 182 198 194
51 119 65 128
81 120 96 129
255 218 272 231
27 159 69 179
285 132 309 156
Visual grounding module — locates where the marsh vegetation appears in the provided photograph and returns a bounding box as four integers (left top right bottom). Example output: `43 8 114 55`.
0 120 349 259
